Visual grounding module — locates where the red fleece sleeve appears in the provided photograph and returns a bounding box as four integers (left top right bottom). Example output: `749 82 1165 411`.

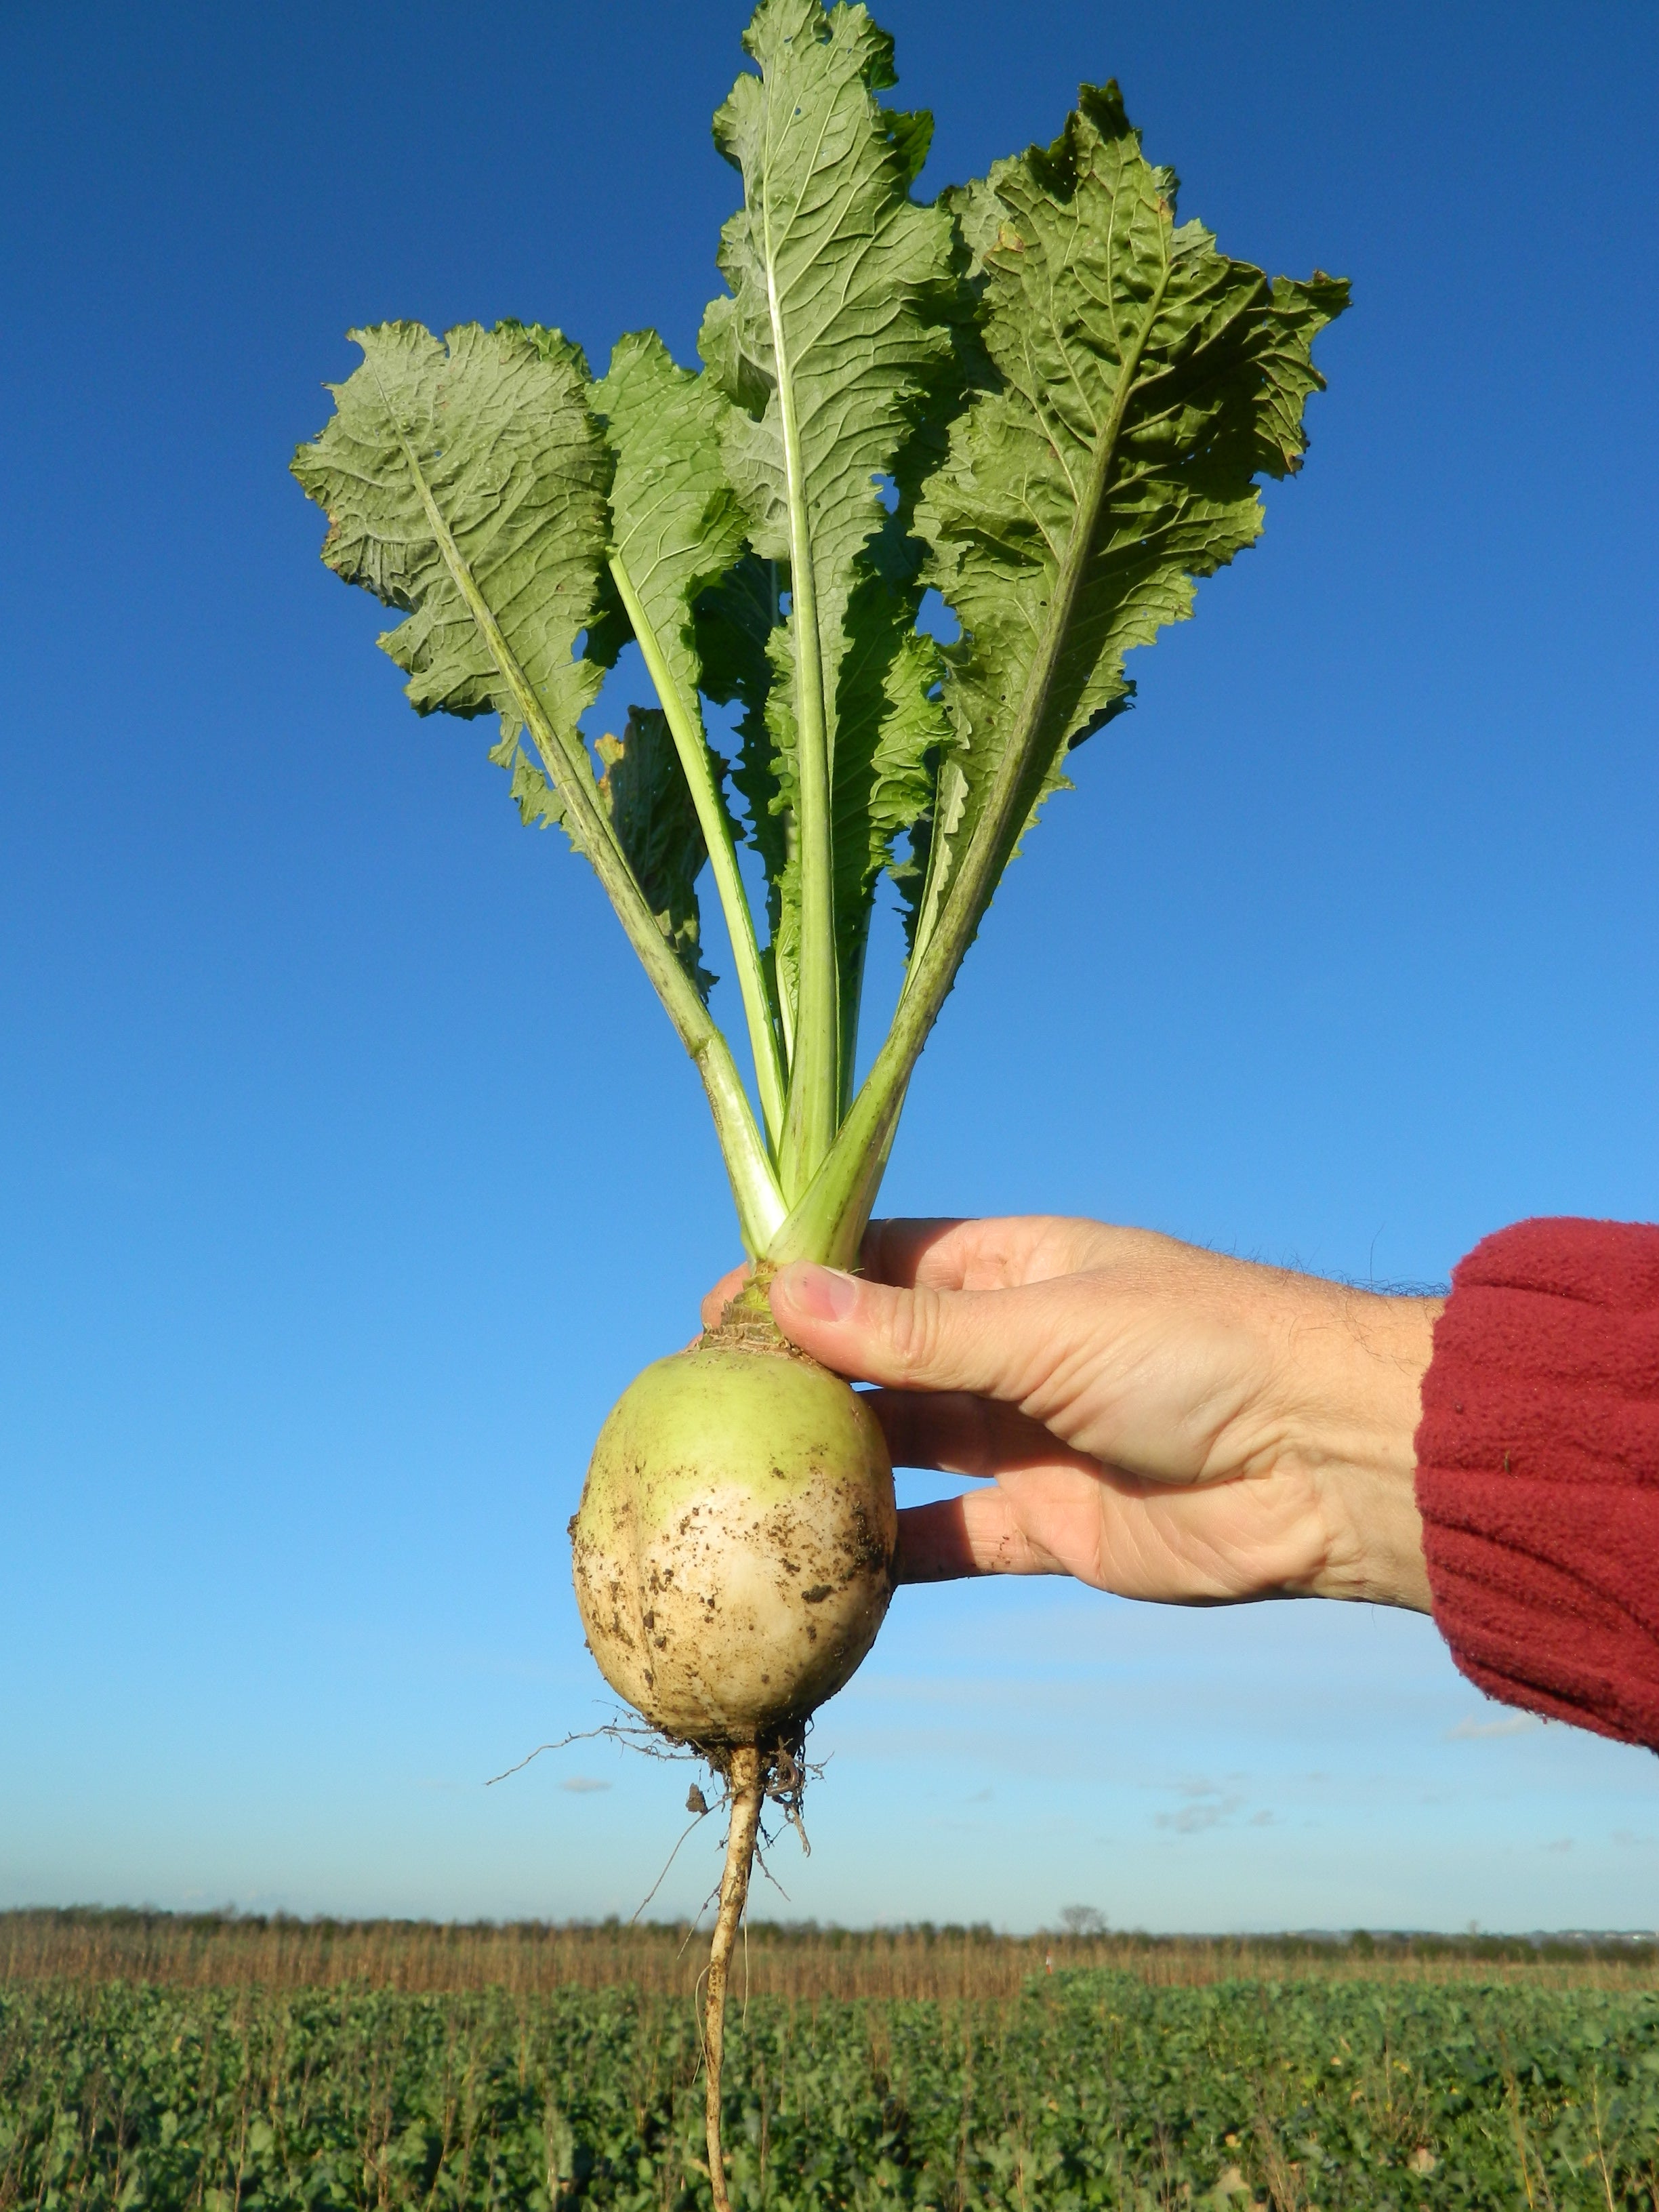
1414 1217 1659 1750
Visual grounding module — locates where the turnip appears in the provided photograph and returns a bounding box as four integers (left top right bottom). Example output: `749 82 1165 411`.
293 4 1345 2197
572 1298 896 1750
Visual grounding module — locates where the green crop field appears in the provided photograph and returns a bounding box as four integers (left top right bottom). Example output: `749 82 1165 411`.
5 1966 1659 2210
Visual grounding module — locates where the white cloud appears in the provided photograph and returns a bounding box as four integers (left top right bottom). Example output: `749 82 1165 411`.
559 1776 612 1794
1446 1710 1544 1740
1155 1780 1247 1832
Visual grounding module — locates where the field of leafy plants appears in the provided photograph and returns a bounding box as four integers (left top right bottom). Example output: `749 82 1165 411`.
5 1970 1659 2211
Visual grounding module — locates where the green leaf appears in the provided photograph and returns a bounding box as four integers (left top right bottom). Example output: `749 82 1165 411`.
508 747 567 831
909 83 1349 958
507 701 718 1006
293 318 788 1251
595 710 714 999
695 554 785 885
699 0 962 1189
827 519 947 1101
596 331 789 1133
291 321 611 769
697 550 942 1094
595 333 748 741
701 0 955 625
775 82 1347 1267
693 552 796 1040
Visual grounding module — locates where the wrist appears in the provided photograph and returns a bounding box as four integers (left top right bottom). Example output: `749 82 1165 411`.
1269 1284 1440 1609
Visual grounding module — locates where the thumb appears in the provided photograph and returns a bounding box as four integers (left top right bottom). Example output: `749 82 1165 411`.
769 1261 1033 1403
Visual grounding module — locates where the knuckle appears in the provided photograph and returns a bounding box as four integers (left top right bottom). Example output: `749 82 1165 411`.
884 1284 944 1376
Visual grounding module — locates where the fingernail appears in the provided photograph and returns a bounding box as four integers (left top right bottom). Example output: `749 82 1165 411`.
777 1262 859 1324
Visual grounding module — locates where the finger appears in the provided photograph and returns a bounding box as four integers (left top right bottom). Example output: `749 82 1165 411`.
859 1218 970 1290
867 1389 1101 1482
863 1215 1121 1293
770 1261 1057 1404
699 1262 750 1332
894 1492 1046 1582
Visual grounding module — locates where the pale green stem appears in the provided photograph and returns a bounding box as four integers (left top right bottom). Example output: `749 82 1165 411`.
605 553 788 1156
838 925 871 1122
374 381 787 1254
767 276 1173 1267
764 241 839 1206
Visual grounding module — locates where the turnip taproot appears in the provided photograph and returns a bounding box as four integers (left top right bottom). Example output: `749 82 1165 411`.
293 3 1345 2194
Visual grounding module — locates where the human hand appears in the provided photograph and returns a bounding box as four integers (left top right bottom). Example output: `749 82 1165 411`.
702 1218 1439 1609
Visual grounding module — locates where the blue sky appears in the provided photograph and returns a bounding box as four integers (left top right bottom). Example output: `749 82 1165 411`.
2 0 1656 1933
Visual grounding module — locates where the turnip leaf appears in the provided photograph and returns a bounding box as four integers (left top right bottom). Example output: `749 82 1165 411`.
595 331 787 1139
693 552 795 1059
293 28 1345 1279
828 531 947 1107
595 710 714 999
908 84 1350 964
291 319 785 1250
695 554 785 895
595 333 749 742
699 0 960 1197
510 711 712 1000
775 81 1347 1264
293 321 611 762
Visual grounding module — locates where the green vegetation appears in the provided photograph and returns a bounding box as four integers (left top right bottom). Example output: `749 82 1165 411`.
291 0 1345 1274
6 1972 1659 2209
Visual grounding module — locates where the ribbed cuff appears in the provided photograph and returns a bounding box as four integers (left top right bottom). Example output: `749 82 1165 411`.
1414 1216 1659 1750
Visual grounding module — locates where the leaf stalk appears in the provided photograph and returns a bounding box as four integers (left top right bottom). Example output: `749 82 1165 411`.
606 553 789 1155
765 250 840 1207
